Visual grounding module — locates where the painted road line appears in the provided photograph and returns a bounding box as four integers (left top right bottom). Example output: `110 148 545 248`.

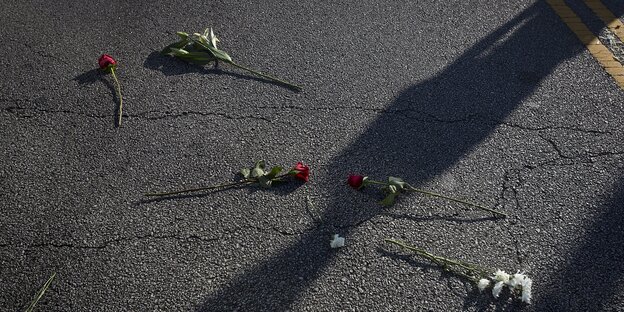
546 0 624 89
583 0 624 42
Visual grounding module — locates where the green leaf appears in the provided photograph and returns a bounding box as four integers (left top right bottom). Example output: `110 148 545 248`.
211 48 232 62
251 167 265 178
209 27 219 48
176 31 189 39
240 168 251 178
388 176 406 189
168 47 189 55
266 166 283 179
197 34 209 45
190 38 233 62
170 53 215 65
380 193 397 206
161 40 189 55
254 160 266 171
25 272 56 312
388 185 397 194
178 51 216 59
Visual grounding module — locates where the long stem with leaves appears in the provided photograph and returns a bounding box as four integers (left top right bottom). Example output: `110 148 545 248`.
144 173 296 197
145 161 308 197
385 239 488 282
365 178 506 217
162 29 301 90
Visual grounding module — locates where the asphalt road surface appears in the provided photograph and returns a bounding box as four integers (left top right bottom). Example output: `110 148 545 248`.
2 0 624 311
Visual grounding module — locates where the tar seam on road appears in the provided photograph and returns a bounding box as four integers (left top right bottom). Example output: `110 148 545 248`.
547 0 624 89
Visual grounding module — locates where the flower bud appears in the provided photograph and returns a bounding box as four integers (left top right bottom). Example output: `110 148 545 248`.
291 162 310 182
347 175 365 189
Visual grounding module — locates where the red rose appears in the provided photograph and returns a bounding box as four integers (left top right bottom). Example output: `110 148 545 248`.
98 54 117 70
347 175 365 189
291 162 310 182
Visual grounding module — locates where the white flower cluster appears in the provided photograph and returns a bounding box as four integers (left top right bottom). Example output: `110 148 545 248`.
477 270 532 304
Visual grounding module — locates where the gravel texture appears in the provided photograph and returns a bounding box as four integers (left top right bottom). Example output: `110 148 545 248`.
1 0 623 311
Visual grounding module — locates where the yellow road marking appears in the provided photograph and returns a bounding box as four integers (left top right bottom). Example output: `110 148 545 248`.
583 0 624 42
546 0 624 89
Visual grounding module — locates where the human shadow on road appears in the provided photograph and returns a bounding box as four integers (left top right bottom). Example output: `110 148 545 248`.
144 51 299 91
195 2 585 311
538 179 624 310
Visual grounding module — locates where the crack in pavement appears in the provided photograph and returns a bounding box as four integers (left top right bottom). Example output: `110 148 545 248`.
7 102 614 135
495 142 624 269
499 169 521 212
541 136 574 160
498 168 525 267
538 134 624 165
258 105 618 133
497 121 613 135
3 106 270 122
18 234 219 250
256 104 477 123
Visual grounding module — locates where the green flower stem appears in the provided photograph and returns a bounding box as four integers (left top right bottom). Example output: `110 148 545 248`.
144 179 254 197
404 183 507 218
385 239 487 282
25 272 56 312
226 61 302 90
110 67 123 127
365 179 506 218
143 172 295 197
365 180 390 186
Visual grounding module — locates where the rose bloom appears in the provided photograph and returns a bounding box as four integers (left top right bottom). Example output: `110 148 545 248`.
347 174 365 189
292 162 310 182
98 54 117 69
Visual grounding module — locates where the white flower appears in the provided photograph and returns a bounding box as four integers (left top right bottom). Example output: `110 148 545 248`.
494 270 510 283
508 272 526 289
477 279 490 292
521 277 533 304
330 234 345 248
492 281 505 298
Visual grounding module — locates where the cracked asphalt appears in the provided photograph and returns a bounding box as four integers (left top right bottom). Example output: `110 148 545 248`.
2 0 624 311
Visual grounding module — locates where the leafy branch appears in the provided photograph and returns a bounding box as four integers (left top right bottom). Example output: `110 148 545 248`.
162 28 301 90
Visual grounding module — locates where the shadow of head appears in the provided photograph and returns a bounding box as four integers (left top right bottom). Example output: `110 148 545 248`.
73 68 102 85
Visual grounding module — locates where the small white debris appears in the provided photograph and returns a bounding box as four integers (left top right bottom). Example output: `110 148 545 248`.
330 234 345 248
